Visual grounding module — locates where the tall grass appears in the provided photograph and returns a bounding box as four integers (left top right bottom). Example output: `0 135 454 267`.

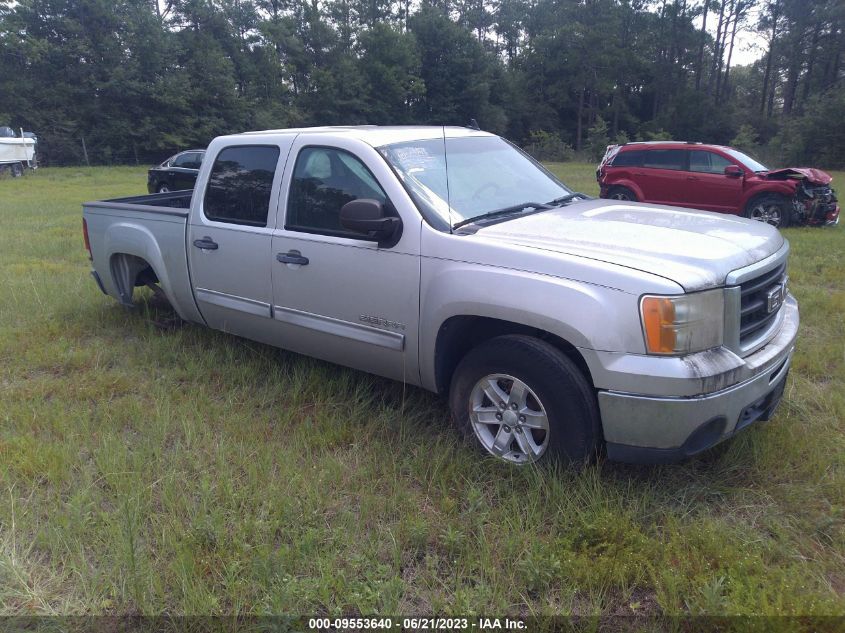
0 165 843 615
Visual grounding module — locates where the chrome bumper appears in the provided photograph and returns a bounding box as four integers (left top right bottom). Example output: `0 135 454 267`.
598 294 798 463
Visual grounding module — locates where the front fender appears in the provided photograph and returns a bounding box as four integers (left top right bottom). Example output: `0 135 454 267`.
418 260 645 391
739 181 798 210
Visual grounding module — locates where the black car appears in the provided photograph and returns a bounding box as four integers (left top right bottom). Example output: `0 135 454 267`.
147 150 205 193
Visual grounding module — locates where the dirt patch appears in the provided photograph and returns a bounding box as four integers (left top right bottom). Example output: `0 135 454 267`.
610 587 661 616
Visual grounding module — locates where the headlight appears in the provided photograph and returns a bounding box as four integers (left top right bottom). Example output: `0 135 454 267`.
640 289 724 355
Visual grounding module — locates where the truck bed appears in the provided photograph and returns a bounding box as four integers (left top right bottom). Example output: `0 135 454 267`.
83 189 203 323
83 190 193 216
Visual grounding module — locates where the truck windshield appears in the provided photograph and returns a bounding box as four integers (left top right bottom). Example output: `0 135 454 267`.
379 136 571 230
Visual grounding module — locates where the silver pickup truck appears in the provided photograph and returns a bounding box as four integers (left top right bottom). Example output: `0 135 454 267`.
83 126 799 465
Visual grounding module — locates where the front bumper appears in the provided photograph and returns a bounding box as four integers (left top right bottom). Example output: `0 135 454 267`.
595 295 798 463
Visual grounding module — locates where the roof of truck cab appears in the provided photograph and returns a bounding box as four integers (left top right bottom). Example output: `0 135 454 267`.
232 125 493 147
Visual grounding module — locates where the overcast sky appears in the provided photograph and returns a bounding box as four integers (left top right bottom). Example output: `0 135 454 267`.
732 30 767 66
695 4 767 68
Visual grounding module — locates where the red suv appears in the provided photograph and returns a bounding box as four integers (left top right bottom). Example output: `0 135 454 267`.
597 141 839 228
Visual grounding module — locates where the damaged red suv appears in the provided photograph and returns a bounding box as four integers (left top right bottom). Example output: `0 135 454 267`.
597 141 839 228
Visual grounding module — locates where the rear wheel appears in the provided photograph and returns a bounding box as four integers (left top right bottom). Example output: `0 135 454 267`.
449 335 600 466
10 162 23 178
607 186 636 201
745 194 791 228
157 183 170 193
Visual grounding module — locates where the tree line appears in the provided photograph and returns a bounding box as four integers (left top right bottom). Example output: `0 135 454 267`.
0 0 843 167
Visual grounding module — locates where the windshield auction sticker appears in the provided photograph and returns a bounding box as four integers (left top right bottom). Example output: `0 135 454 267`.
388 146 442 173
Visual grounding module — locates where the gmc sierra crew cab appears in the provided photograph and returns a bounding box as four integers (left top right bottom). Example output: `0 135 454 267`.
82 126 799 465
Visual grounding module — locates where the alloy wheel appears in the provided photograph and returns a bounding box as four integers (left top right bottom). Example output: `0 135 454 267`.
749 203 782 227
468 373 550 464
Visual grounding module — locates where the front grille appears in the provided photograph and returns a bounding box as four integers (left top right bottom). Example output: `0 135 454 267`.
738 262 786 345
803 185 838 222
808 185 835 203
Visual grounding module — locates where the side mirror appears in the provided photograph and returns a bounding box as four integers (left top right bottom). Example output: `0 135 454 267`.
724 165 743 178
340 198 402 247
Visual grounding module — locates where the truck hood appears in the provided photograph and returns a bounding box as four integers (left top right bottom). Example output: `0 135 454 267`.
472 199 784 291
763 167 832 185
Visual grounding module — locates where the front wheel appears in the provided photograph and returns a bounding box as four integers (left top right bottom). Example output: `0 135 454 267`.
157 184 170 193
11 162 23 178
745 194 791 228
449 335 600 466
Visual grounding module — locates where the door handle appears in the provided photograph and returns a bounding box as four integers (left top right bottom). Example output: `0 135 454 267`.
687 175 699 181
277 250 309 266
193 237 218 250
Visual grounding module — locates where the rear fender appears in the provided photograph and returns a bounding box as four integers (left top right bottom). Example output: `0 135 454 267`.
102 222 199 321
605 177 644 201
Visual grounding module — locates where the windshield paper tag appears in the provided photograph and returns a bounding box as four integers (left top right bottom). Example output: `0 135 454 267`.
391 146 440 173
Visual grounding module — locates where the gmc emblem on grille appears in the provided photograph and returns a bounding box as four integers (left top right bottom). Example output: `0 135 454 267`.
766 283 785 313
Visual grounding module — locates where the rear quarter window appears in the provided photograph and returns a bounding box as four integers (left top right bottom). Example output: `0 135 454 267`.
611 150 645 167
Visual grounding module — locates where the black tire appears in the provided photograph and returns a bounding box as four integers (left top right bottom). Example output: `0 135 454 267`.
11 162 23 178
449 334 600 466
607 185 636 201
744 193 791 228
157 183 170 193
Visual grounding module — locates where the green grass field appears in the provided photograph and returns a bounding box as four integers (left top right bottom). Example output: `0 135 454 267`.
1 164 843 617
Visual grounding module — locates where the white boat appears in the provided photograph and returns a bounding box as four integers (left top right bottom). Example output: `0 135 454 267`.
0 135 36 164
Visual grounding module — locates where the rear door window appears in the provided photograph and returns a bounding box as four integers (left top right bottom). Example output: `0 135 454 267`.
641 149 686 171
182 152 203 169
172 153 193 168
203 145 280 227
174 152 202 169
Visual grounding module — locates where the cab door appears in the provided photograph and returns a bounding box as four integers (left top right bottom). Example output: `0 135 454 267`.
187 141 292 342
269 136 421 383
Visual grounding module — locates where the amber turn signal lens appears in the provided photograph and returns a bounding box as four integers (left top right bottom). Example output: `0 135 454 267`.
641 296 677 354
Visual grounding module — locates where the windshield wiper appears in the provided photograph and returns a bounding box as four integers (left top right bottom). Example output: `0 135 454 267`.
547 192 588 206
452 202 551 230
